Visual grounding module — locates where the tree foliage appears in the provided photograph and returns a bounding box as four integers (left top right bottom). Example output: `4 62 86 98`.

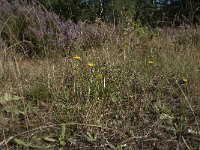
155 0 200 25
33 0 200 25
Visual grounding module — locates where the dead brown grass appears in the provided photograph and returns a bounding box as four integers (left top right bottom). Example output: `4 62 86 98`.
0 25 200 149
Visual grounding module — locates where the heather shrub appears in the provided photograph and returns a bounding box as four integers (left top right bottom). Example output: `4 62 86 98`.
0 0 121 58
0 0 70 58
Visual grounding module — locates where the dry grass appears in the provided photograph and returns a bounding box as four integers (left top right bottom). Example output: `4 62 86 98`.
0 25 200 149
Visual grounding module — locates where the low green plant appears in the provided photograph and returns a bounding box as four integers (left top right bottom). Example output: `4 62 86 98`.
84 132 98 143
107 141 128 150
43 124 67 149
0 93 25 116
14 138 41 149
24 82 52 104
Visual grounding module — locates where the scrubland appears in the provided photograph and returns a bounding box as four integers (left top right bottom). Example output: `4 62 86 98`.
0 1 200 149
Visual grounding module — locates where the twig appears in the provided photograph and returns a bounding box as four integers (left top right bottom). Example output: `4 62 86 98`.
2 127 9 150
182 136 191 150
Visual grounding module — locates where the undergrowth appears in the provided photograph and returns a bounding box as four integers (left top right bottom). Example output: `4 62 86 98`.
0 1 200 150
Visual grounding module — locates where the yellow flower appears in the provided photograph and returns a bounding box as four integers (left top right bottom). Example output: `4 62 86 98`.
96 73 103 79
87 63 94 67
182 77 189 84
148 60 154 64
73 56 81 60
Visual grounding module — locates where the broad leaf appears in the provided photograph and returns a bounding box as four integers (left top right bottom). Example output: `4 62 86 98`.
14 138 29 147
43 137 57 142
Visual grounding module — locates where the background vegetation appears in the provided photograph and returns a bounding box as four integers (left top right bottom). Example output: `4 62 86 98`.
0 0 200 149
36 0 200 25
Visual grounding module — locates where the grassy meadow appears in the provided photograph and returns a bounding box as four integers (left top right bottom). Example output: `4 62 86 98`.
0 2 200 149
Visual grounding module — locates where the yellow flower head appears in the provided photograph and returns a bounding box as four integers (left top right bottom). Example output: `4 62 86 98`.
148 60 154 64
87 63 94 67
96 73 103 79
182 77 189 84
73 56 81 60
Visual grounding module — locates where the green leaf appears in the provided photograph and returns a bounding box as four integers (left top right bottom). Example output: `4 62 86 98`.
0 93 22 104
14 138 29 147
43 137 57 142
85 132 98 142
59 124 67 146
60 140 66 146
3 106 25 115
4 93 12 102
117 144 123 150
60 123 66 140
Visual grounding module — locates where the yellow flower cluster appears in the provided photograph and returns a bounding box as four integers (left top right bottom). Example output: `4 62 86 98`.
148 60 154 64
73 56 104 79
73 56 81 60
73 56 94 67
182 77 189 84
87 63 94 67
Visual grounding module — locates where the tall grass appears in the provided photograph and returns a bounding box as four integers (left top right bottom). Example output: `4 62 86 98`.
0 1 200 149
